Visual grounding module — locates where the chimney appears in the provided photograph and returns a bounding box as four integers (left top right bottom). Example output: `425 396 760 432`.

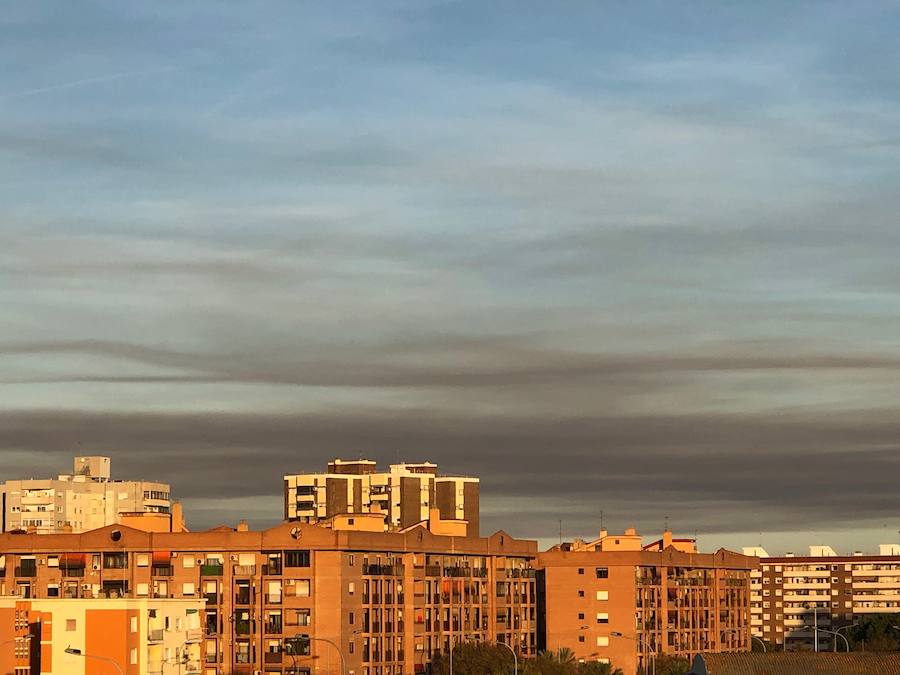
663 530 673 549
236 519 249 532
170 502 187 533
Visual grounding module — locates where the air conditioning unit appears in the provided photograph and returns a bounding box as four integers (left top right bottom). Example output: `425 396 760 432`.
172 552 178 558
286 580 295 586
92 564 100 571
196 559 203 565
230 555 238 562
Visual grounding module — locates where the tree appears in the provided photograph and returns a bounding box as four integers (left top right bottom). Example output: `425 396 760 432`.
576 661 624 675
521 650 623 675
429 642 516 675
647 654 690 675
751 638 775 653
848 614 900 652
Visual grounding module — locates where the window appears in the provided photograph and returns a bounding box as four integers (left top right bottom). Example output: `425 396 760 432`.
348 582 355 595
285 550 311 567
596 613 608 624
130 648 138 665
595 568 608 579
577 568 585 575
596 636 609 647
183 583 195 596
131 617 138 633
66 619 76 631
183 557 195 569
578 636 585 643
596 590 608 601
103 553 128 569
136 554 150 567
578 613 585 620
137 583 149 596
578 590 585 597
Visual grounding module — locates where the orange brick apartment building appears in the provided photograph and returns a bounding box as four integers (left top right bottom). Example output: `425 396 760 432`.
537 529 756 675
0 515 537 675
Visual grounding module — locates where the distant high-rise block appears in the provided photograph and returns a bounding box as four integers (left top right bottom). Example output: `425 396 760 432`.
284 459 480 536
1 456 172 534
743 543 900 651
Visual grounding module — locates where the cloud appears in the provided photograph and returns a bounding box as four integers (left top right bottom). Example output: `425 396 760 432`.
0 406 898 540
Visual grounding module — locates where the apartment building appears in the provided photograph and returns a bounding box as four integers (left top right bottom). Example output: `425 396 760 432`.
284 459 480 536
1 456 171 534
743 543 900 651
0 513 537 675
538 529 755 675
0 595 204 675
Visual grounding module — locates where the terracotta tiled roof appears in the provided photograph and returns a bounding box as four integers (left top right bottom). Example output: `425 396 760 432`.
693 652 900 675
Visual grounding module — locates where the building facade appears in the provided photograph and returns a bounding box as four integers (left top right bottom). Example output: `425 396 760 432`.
0 596 204 675
0 517 537 675
743 544 900 651
284 460 480 536
538 529 756 675
1 456 171 534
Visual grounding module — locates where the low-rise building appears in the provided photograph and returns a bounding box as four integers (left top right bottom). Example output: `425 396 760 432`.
0 511 537 675
284 459 480 536
0 595 204 674
538 529 756 675
1 456 172 534
743 543 900 651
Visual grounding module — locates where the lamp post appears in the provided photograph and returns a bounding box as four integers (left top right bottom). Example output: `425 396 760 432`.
0 633 36 649
804 604 819 652
611 631 653 675
720 627 766 652
833 624 858 653
494 638 518 675
303 635 346 675
65 646 124 675
1 633 36 667
809 628 849 652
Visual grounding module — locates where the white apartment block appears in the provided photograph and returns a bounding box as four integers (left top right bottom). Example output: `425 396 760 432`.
743 543 900 651
283 458 480 535
1 456 171 534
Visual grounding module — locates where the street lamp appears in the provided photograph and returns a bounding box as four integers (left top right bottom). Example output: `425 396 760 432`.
611 631 653 675
65 646 124 675
295 635 346 675
833 624 858 653
720 627 766 652
493 638 519 675
0 633 36 649
806 627 849 653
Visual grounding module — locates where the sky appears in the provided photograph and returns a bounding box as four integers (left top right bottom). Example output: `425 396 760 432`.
2 1 900 554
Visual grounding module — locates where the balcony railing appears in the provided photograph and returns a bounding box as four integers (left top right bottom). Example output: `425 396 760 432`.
201 564 224 576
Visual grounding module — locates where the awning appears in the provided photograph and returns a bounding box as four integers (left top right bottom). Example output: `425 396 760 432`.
152 551 172 566
59 553 87 568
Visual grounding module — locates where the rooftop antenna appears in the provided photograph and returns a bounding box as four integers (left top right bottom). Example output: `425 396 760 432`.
558 519 563 547
600 509 604 532
664 514 669 533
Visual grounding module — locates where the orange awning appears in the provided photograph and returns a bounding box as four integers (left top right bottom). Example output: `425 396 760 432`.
59 553 86 568
152 551 172 565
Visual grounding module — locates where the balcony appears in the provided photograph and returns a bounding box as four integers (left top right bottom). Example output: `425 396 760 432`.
233 565 256 576
264 652 283 664
201 564 224 576
148 629 165 642
14 567 37 578
152 566 174 577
